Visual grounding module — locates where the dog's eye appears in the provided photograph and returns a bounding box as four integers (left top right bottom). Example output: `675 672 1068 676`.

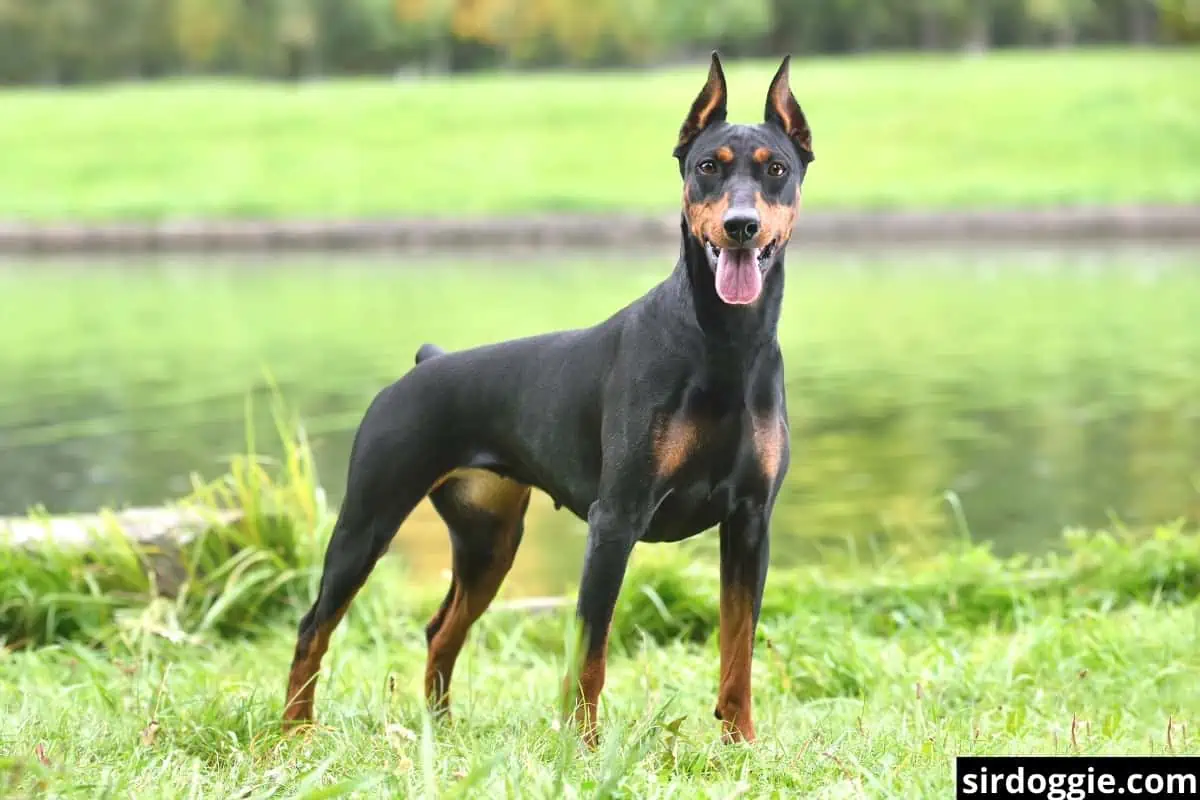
696 159 718 175
767 162 788 178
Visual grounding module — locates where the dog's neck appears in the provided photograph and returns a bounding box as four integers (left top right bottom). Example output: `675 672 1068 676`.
665 215 785 368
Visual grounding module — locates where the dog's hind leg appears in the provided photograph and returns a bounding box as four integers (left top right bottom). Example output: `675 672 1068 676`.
422 469 532 715
283 484 424 726
283 408 451 727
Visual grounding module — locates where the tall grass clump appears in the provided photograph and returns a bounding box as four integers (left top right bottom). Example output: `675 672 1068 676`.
0 395 328 648
593 522 1200 650
475 520 1200 668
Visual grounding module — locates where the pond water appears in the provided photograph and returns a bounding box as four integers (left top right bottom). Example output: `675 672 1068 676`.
2 246 1198 595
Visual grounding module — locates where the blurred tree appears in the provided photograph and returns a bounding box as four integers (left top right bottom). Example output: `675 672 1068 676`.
1124 0 1156 42
1025 0 1098 45
278 0 319 79
132 0 182 78
313 0 405 73
965 0 993 51
0 0 41 83
0 0 1181 83
395 0 457 71
172 0 237 72
840 0 902 52
665 0 771 59
916 0 963 50
28 0 101 83
1158 0 1200 41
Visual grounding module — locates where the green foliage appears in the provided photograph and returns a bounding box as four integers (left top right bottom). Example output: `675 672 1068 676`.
0 0 1184 83
1159 0 1200 40
622 523 1200 646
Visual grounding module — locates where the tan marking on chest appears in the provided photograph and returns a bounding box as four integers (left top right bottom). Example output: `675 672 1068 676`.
752 415 785 481
654 418 700 478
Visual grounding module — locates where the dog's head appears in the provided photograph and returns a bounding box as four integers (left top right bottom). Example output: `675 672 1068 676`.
674 52 814 306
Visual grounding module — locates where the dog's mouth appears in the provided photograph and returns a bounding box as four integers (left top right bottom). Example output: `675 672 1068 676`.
703 238 777 305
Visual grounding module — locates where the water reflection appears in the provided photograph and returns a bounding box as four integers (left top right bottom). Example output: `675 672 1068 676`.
1 246 1197 595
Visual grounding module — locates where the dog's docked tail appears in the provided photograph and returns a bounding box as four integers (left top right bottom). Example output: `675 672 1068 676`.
415 343 446 365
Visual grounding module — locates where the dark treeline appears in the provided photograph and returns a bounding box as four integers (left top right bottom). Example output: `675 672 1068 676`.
0 0 1195 85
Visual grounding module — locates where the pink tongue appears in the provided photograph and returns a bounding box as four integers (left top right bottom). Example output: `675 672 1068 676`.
715 248 762 305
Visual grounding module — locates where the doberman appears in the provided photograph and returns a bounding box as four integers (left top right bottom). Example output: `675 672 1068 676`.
283 51 814 746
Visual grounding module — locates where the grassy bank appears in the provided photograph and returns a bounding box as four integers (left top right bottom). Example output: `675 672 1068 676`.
3 516 1199 795
1 49 1197 221
4 599 1199 798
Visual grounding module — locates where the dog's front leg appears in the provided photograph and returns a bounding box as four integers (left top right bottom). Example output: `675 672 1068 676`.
565 501 639 748
715 500 771 743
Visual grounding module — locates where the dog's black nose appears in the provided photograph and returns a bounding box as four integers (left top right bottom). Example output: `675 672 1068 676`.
722 210 759 245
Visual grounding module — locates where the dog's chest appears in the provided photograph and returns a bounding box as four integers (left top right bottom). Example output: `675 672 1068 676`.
643 408 784 542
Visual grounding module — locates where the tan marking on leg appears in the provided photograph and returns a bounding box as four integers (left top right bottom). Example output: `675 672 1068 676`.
716 584 756 743
753 147 772 164
429 467 527 503
424 582 455 644
424 472 531 714
424 578 466 714
456 469 528 509
284 596 358 727
563 629 608 749
752 414 785 482
428 466 475 495
653 417 699 478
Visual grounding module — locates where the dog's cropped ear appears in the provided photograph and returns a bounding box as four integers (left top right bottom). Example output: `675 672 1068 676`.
764 55 814 164
673 51 728 162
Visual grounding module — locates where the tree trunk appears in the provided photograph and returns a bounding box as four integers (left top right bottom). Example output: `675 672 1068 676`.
1056 17 1078 48
919 3 943 50
966 0 991 54
1128 0 1155 44
768 0 801 55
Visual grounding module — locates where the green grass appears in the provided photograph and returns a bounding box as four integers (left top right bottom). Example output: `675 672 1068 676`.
2 399 1198 796
2 526 1198 797
0 49 1197 221
4 606 1196 799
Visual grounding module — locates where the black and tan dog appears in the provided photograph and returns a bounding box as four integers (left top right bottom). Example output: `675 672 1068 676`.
284 51 813 746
